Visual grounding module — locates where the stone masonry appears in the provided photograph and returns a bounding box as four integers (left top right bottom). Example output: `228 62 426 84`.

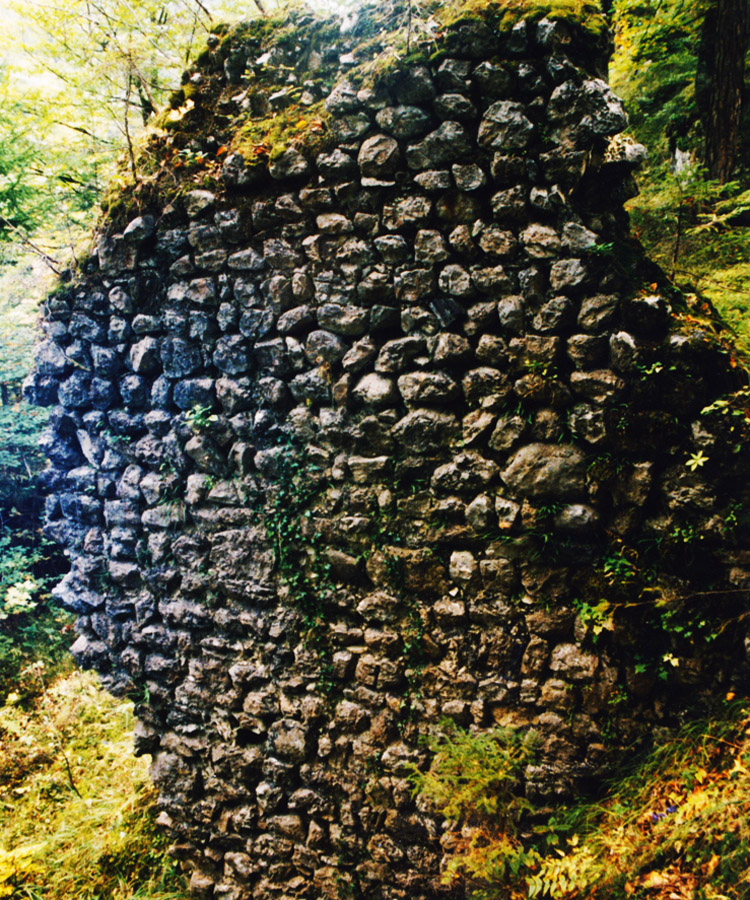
25 4 750 899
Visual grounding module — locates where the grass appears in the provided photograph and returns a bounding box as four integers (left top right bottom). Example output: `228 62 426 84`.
0 669 187 900
415 699 750 900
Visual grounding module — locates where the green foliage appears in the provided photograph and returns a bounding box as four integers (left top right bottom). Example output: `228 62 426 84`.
413 722 537 824
611 0 708 159
0 0 246 252
0 527 71 705
184 403 216 433
429 0 607 37
413 704 750 900
0 671 186 900
263 439 337 691
0 88 48 243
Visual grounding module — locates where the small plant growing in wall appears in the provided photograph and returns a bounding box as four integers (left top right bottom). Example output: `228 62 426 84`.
185 404 216 433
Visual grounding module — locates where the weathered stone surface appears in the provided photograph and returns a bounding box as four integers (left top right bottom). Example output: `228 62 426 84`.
502 443 587 499
478 101 534 149
397 372 458 405
406 121 471 169
392 410 457 451
353 373 396 407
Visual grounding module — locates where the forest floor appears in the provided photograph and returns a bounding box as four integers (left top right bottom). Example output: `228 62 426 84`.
0 669 188 899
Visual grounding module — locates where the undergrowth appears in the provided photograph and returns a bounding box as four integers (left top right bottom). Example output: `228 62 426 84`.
0 670 186 900
413 701 750 899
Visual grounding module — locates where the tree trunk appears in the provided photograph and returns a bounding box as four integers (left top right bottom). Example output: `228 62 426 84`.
700 0 749 183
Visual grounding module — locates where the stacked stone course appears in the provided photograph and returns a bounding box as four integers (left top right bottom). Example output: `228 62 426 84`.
26 7 750 899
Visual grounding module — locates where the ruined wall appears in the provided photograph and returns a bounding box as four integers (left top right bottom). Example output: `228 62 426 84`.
25 4 750 899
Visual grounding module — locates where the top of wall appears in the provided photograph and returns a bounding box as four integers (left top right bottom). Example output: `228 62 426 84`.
98 0 611 235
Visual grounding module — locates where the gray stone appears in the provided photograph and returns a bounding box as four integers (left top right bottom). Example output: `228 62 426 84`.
522 223 562 258
569 369 625 403
185 278 217 307
159 338 201 378
568 404 607 445
59 372 89 409
449 550 477 584
35 340 69 376
434 94 477 122
433 333 471 364
549 643 598 681
325 80 360 113
123 215 155 243
228 248 265 271
316 213 354 234
439 264 474 298
356 591 399 622
478 226 518 258
305 330 348 364
397 372 458 405
562 222 598 253
462 367 510 409
263 238 304 269
239 308 275 341
184 190 216 218
432 452 499 492
383 196 432 230
452 163 486 191
173 378 215 411
415 230 450 263
277 305 315 335
353 373 396 407
358 134 400 177
129 338 162 375
394 66 435 104
414 170 452 192
329 112 371 142
495 495 521 528
375 106 431 140
374 235 410 264
554 504 600 533
342 337 378 372
406 122 471 170
550 258 588 291
317 304 369 336
437 58 471 91
290 368 332 404
488 415 526 452
392 410 457 452
501 443 587 499
214 336 252 375
578 294 620 332
478 101 534 149
466 494 494 531
316 149 357 176
184 435 226 475
395 268 436 302
463 409 495 446
497 296 525 333
269 148 309 180
532 296 575 334
375 337 426 373
567 334 608 369
491 185 527 224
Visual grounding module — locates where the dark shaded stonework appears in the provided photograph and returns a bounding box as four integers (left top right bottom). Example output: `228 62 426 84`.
25 6 750 899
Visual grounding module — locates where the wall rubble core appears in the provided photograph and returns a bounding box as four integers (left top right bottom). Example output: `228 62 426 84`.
25 3 750 898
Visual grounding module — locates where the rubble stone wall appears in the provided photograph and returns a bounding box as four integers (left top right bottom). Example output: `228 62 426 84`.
26 7 750 899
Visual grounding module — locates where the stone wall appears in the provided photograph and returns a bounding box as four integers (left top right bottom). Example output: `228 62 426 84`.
25 5 750 899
